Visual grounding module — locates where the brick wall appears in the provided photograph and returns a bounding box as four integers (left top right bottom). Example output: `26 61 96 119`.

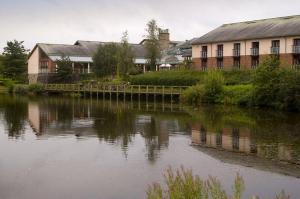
193 54 295 70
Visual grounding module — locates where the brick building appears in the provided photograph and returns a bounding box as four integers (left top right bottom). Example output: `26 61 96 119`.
192 15 300 70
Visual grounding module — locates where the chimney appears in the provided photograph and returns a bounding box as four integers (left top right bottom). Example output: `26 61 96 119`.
159 29 170 51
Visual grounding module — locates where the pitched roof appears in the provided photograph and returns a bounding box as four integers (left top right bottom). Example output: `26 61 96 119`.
192 15 300 45
38 43 90 57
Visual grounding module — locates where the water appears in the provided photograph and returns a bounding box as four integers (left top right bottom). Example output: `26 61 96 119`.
0 94 299 199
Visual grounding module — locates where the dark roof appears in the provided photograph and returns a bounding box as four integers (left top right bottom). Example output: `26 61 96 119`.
29 40 147 59
38 43 90 57
192 15 300 45
75 40 147 58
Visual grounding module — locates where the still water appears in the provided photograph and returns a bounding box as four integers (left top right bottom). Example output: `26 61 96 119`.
0 94 300 199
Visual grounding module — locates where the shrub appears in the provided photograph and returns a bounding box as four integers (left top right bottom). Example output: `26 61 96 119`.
203 70 224 102
221 84 253 105
130 70 205 86
28 83 45 94
251 56 300 111
13 84 28 94
147 167 289 199
223 70 252 85
180 84 205 105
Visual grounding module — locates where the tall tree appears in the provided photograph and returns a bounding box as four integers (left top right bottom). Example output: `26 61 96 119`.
92 43 119 78
56 56 73 82
144 19 161 71
2 40 28 80
117 31 134 78
0 55 4 76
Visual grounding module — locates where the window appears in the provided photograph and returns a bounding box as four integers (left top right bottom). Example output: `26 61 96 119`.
233 43 241 57
216 44 223 57
201 46 208 58
293 55 300 69
293 39 300 54
40 61 49 73
294 39 300 46
271 40 280 55
272 40 280 47
251 57 259 69
217 59 223 69
201 59 207 71
233 58 240 69
251 42 259 56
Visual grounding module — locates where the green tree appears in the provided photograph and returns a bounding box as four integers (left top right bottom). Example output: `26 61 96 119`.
117 31 134 78
56 56 73 82
2 40 28 80
145 19 161 71
92 43 119 78
0 55 5 76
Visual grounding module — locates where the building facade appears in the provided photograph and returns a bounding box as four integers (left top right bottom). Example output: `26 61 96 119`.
28 30 187 84
192 15 300 70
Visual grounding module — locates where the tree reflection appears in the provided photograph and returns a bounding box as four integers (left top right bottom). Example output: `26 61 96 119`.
0 95 27 138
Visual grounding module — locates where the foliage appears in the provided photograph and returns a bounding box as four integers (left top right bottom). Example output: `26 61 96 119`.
130 70 205 86
223 70 252 85
0 77 16 93
28 83 44 94
147 167 245 199
180 84 205 105
147 167 288 199
92 43 119 77
0 55 5 75
13 84 28 94
145 19 161 71
251 56 300 111
221 85 253 105
56 56 73 82
203 70 225 102
117 31 135 78
2 40 28 81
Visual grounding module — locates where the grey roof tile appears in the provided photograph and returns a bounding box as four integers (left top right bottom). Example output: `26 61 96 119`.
192 15 300 45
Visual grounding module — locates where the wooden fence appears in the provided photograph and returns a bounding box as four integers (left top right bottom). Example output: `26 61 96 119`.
43 84 189 97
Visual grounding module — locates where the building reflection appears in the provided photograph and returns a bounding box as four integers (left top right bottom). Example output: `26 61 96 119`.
191 126 298 164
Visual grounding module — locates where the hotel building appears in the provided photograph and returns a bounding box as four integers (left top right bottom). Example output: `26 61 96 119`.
192 15 300 70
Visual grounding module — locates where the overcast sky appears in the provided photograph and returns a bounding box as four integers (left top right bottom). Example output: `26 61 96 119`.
0 0 300 52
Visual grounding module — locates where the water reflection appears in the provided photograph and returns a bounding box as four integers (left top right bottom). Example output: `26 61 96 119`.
189 106 300 175
26 97 189 162
1 94 300 174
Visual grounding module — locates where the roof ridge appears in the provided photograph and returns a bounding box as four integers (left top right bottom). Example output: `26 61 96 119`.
222 15 300 27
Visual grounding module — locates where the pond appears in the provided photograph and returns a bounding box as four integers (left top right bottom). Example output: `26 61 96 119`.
0 94 299 199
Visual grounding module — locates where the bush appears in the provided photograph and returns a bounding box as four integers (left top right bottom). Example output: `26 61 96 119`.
223 70 252 85
28 83 45 94
180 84 205 105
221 84 253 105
147 167 289 199
130 70 206 86
203 70 224 102
251 56 300 111
13 84 28 94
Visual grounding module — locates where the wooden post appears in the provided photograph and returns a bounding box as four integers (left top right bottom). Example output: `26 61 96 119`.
162 86 165 103
171 86 173 102
123 85 126 102
116 85 119 101
131 86 133 102
103 85 105 99
97 83 99 100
